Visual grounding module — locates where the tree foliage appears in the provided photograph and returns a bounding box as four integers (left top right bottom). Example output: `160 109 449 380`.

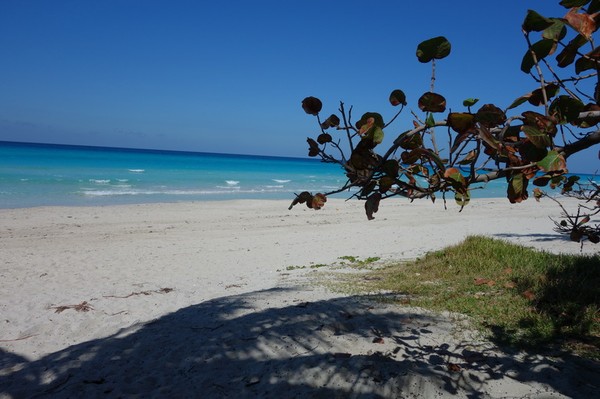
290 1 600 244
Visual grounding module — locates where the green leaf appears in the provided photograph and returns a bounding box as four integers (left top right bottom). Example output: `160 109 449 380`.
418 92 447 113
425 113 436 127
416 36 451 63
455 191 470 207
521 39 557 73
389 89 407 106
536 150 567 172
522 10 554 32
371 126 384 145
549 95 585 124
542 18 567 41
522 125 552 148
463 98 479 107
507 173 529 204
507 95 531 110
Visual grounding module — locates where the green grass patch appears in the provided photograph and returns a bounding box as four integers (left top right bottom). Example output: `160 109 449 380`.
334 235 600 358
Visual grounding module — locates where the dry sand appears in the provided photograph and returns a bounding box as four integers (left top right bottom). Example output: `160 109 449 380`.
0 197 598 398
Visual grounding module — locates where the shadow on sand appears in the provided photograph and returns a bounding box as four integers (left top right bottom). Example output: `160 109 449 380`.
1 288 598 398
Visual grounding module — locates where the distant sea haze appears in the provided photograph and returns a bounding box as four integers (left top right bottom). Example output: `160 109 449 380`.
0 141 593 209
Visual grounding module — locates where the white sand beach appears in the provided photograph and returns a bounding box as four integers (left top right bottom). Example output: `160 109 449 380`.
1 197 598 398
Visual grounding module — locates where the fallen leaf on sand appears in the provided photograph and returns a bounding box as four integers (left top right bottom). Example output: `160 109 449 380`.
51 301 93 313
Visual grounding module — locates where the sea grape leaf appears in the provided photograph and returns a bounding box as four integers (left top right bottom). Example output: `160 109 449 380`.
556 34 588 67
289 191 314 210
317 133 332 144
475 104 506 128
559 0 591 7
365 192 382 220
536 150 567 172
564 7 598 39
416 36 451 63
542 18 567 41
302 96 322 115
389 89 407 106
562 175 580 193
311 193 327 210
521 39 557 73
477 126 500 150
457 150 477 165
549 95 585 124
507 95 531 110
575 46 600 74
463 98 479 107
455 191 470 207
448 112 475 134
444 168 467 190
382 160 400 177
307 138 319 157
522 9 554 32
533 174 552 187
522 111 558 136
398 133 423 150
379 176 395 193
522 125 552 148
356 112 385 130
425 113 436 127
519 140 549 162
321 114 341 129
529 83 560 106
418 92 447 113
451 132 473 153
507 172 529 203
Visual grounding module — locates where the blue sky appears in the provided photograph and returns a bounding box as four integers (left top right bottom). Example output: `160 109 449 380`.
0 0 598 173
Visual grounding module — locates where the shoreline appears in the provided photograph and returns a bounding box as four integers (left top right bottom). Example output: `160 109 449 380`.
1 197 598 397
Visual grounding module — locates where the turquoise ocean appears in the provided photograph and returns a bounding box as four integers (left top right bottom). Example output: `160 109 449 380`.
0 141 595 209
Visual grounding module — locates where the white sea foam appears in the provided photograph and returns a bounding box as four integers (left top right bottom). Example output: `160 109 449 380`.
225 180 240 185
89 179 110 184
116 179 129 182
128 169 145 173
265 185 284 188
272 179 291 183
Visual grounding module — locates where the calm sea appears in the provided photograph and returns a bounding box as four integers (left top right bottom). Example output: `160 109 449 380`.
0 141 594 208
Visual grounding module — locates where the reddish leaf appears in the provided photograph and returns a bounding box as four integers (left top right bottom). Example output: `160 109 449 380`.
311 193 327 210
372 337 384 344
389 89 407 106
504 282 517 289
564 8 598 39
